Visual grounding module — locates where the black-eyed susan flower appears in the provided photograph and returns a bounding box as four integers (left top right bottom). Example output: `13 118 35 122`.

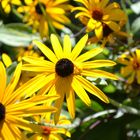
17 0 71 38
72 0 127 40
0 61 58 139
0 0 21 13
22 34 118 123
118 49 140 84
28 115 71 140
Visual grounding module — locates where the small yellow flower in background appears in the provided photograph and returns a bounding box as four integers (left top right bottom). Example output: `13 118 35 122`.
16 45 44 86
28 115 71 140
0 61 58 139
17 0 71 38
1 45 43 86
16 45 43 61
0 0 21 13
118 49 140 84
72 0 127 40
22 34 118 123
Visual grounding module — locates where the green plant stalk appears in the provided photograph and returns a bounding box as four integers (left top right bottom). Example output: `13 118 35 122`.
121 0 133 44
109 98 140 116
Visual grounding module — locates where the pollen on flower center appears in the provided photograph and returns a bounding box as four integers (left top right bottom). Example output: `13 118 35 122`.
55 58 74 77
0 103 5 122
42 126 51 135
35 3 46 15
92 9 103 21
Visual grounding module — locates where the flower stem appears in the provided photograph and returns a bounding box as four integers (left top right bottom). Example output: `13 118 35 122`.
109 98 140 116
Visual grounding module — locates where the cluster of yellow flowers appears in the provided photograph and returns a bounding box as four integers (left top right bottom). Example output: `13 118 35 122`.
1 0 139 139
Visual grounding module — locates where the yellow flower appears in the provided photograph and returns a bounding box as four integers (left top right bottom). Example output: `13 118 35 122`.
15 45 43 61
72 0 127 39
17 0 71 38
0 61 58 139
118 49 140 84
22 34 118 123
0 0 21 13
28 115 71 140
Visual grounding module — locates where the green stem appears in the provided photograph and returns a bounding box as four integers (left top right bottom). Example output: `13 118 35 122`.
109 98 140 116
120 0 133 44
31 118 81 129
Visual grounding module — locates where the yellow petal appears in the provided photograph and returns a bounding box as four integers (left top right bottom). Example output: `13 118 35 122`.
2 53 12 67
22 64 54 73
137 70 140 84
54 78 65 124
4 74 52 105
74 0 89 8
87 19 96 32
121 66 133 77
33 40 58 63
52 21 64 29
136 49 140 62
51 34 63 59
75 11 91 19
72 76 91 106
0 62 7 101
1 122 16 139
82 60 116 68
54 94 65 124
127 72 135 84
3 62 22 103
22 56 53 66
66 89 75 119
82 69 118 80
63 35 71 57
75 75 109 103
104 21 120 32
39 19 48 38
107 9 127 21
99 0 109 8
76 47 103 62
8 116 42 132
71 34 88 60
95 25 103 39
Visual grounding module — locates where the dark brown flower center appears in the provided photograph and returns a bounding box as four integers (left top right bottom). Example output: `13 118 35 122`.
103 24 113 37
55 58 74 77
92 9 103 21
0 103 5 122
42 126 51 135
35 3 46 15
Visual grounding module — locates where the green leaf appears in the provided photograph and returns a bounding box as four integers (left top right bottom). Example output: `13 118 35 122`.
103 84 116 94
6 62 17 84
127 119 140 129
131 17 140 34
91 101 104 112
131 2 140 14
0 23 41 47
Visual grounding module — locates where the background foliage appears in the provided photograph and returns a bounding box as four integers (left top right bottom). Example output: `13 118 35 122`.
1 0 140 139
